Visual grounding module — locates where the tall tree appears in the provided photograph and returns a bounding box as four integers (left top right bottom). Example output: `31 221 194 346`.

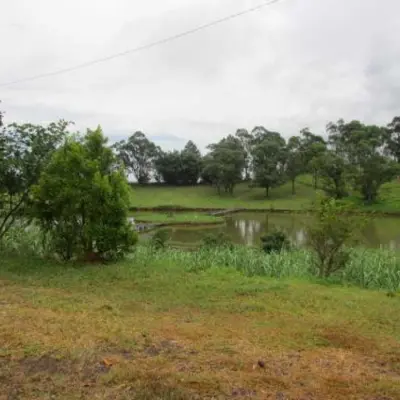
319 151 348 199
327 120 384 160
203 135 245 195
353 140 398 204
327 119 397 203
154 141 202 185
154 150 182 185
180 140 203 185
286 136 304 195
0 120 70 242
33 127 137 261
235 129 253 180
114 132 158 184
252 131 287 198
252 126 284 146
386 116 400 163
300 128 327 189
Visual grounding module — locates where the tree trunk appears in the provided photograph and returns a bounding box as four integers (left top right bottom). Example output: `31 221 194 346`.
266 186 269 198
292 179 296 195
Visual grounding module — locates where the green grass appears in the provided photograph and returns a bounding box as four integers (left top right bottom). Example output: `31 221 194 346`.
131 180 316 210
131 211 223 225
130 176 400 213
148 246 400 292
1 251 400 399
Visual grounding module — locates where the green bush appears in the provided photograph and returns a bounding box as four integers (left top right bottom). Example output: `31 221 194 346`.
131 245 400 291
32 127 137 261
306 194 365 277
150 229 170 250
260 230 290 254
201 232 233 249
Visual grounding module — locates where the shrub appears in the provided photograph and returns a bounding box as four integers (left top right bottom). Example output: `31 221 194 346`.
306 194 364 278
150 229 170 250
260 230 290 254
201 232 233 249
32 127 137 261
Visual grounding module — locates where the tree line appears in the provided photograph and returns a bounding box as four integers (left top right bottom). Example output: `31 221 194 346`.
1 108 136 261
1 100 400 262
114 117 400 203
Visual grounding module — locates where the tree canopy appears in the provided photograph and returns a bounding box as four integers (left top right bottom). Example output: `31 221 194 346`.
0 120 70 241
203 135 245 194
114 132 158 184
33 127 137 261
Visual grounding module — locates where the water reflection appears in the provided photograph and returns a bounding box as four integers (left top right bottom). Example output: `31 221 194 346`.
164 212 400 249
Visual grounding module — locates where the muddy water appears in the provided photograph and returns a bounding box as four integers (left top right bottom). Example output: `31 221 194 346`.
164 212 400 249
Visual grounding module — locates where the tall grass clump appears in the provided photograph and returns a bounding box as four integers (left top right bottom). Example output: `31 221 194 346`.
2 226 399 292
340 248 400 292
130 244 400 291
0 223 49 257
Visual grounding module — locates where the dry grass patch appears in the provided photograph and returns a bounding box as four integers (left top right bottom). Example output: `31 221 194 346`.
1 257 400 399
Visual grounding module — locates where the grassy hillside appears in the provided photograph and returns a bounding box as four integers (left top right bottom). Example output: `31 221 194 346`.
131 211 223 225
131 176 400 212
1 253 399 399
131 180 316 210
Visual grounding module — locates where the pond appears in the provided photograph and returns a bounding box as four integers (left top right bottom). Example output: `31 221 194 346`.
163 212 400 249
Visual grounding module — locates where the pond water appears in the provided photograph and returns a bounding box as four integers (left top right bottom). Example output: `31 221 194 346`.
164 212 400 249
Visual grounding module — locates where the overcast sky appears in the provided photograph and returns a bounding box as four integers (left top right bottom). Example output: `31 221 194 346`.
1 0 400 151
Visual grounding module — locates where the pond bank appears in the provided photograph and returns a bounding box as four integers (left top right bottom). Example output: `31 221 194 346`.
130 211 225 232
130 206 400 217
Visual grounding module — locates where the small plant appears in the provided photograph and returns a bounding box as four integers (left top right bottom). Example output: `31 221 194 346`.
260 230 290 254
166 211 174 218
201 232 233 249
306 194 364 278
150 229 170 250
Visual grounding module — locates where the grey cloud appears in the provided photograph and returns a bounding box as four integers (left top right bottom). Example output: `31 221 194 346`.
1 0 400 147
150 133 185 142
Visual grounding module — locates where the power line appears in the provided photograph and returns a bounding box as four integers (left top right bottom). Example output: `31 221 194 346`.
0 0 285 88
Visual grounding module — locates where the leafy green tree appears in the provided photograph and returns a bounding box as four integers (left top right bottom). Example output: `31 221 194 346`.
300 128 327 189
33 127 137 261
252 131 287 198
354 147 399 204
154 141 202 185
319 151 348 199
180 140 203 185
306 195 363 278
154 150 182 185
235 129 254 180
327 120 397 203
327 120 384 162
385 116 400 162
114 131 158 184
203 135 245 194
286 136 304 195
200 154 219 186
0 120 69 242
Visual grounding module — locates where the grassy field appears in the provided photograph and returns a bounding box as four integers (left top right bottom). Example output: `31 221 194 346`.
130 177 400 213
1 250 400 399
131 212 224 225
130 180 316 210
